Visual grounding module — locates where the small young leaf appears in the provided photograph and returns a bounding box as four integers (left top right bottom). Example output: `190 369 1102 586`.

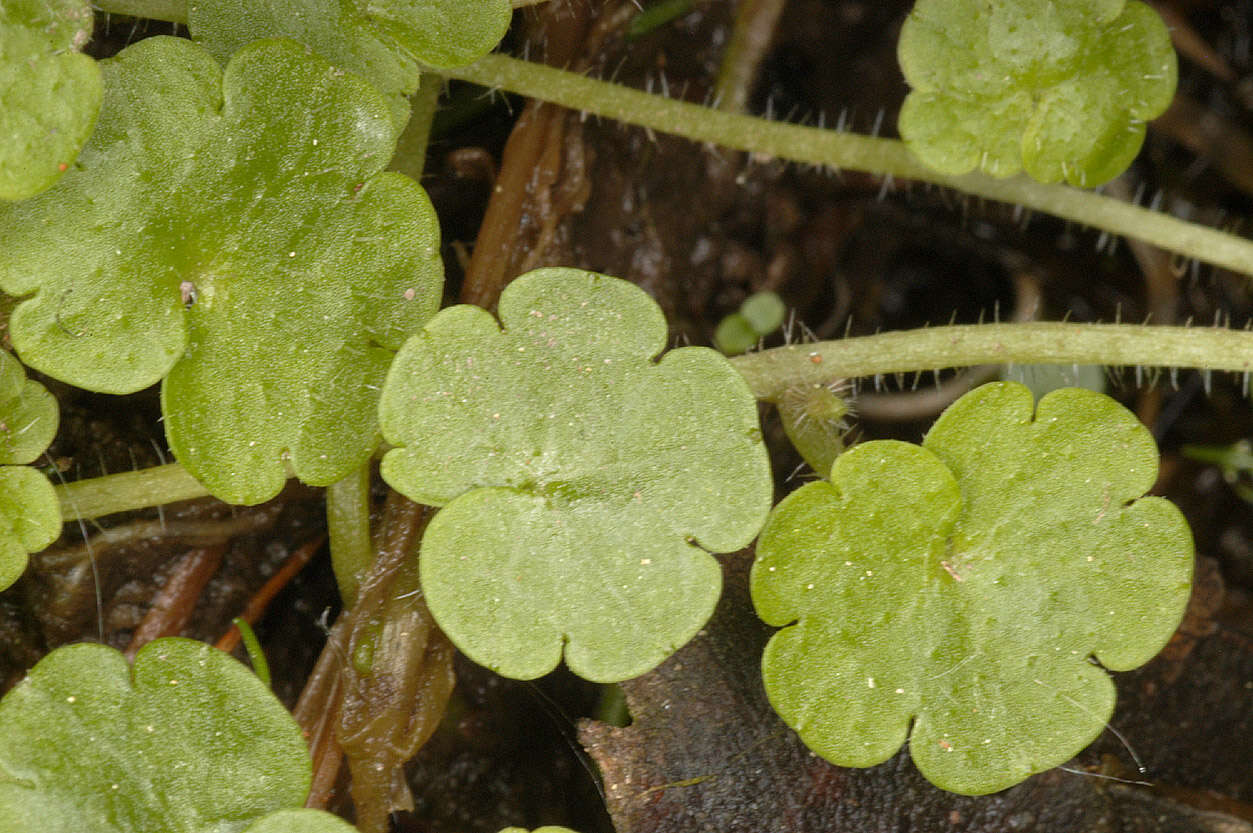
0 0 101 200
0 349 59 591
380 268 773 683
0 36 443 505
0 638 315 832
752 382 1193 794
898 0 1176 187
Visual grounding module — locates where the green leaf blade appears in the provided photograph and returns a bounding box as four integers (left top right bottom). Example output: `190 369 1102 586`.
0 36 443 504
0 0 101 201
752 382 1192 794
0 639 312 833
898 0 1176 187
382 268 773 682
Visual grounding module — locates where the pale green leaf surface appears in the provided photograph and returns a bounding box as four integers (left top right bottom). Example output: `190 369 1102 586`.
0 466 59 591
0 0 101 200
188 0 420 129
898 0 1176 186
189 0 510 130
381 268 773 682
0 638 312 833
243 809 360 833
0 350 59 590
0 36 443 505
497 827 581 833
752 382 1193 794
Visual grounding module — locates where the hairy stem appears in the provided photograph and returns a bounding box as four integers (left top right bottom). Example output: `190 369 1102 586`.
443 54 1253 280
55 462 211 522
731 323 1253 402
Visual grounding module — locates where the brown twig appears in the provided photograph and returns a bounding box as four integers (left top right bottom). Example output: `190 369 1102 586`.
124 544 225 660
215 535 325 654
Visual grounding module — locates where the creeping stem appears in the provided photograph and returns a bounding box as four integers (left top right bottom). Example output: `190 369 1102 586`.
440 54 1253 281
731 323 1253 402
90 4 1253 277
55 461 210 522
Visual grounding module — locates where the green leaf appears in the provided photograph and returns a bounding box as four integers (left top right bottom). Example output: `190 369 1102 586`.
365 0 511 70
897 0 1176 186
0 349 59 591
380 268 773 683
243 809 360 833
189 0 511 127
0 0 101 200
751 382 1193 794
0 638 315 832
0 36 443 505
188 0 421 129
497 828 582 833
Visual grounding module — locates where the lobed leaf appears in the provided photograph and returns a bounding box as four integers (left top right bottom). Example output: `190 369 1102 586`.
189 0 511 129
380 268 773 683
0 349 59 591
897 0 1176 186
0 36 443 505
0 638 320 832
752 382 1193 794
0 0 101 200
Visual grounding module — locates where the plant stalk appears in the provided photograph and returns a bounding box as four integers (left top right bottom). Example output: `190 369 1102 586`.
731 322 1253 402
326 465 373 607
55 462 210 522
442 54 1253 280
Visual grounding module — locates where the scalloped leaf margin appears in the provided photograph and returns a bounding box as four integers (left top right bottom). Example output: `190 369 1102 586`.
751 382 1193 794
380 268 773 683
0 349 59 591
0 36 443 505
0 0 101 200
897 0 1177 186
0 638 348 832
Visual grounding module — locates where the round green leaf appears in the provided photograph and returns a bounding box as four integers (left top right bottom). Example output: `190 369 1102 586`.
752 382 1193 794
380 268 773 683
739 291 786 336
0 0 101 201
0 36 443 504
0 638 313 832
898 0 1176 186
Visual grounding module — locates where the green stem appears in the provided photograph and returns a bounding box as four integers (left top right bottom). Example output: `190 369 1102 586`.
55 462 210 522
443 54 1253 280
94 0 187 23
326 465 373 607
232 617 272 687
731 322 1253 402
389 73 443 182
